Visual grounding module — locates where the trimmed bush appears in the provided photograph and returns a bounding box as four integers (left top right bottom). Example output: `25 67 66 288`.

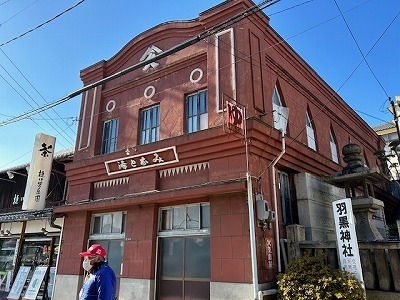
277 254 365 300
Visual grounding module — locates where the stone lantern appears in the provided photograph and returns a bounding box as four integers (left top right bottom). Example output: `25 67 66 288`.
324 143 389 241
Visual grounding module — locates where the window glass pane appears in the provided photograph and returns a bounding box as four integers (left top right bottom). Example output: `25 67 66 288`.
141 106 159 144
112 213 122 233
306 126 316 150
306 112 312 127
102 214 112 234
185 237 210 278
90 240 124 277
161 238 183 277
93 216 101 234
330 141 339 163
161 209 172 230
108 240 124 276
199 91 207 113
101 118 119 154
186 90 208 134
200 113 208 130
173 207 186 230
201 204 210 228
186 206 200 229
272 86 282 106
0 239 17 271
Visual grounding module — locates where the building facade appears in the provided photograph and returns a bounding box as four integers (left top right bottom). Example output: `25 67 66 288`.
52 1 389 299
0 146 72 299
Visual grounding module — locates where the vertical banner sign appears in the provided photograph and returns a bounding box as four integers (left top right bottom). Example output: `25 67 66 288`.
332 198 365 288
22 133 56 211
223 94 245 136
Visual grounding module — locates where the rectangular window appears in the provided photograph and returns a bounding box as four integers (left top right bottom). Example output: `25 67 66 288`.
279 171 293 225
159 203 210 232
101 118 119 154
140 105 160 145
91 212 126 235
187 90 208 133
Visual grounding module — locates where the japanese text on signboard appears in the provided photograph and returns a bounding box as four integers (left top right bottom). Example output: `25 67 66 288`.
332 198 364 284
105 146 179 175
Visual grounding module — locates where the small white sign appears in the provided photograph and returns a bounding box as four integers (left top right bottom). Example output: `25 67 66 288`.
7 266 31 300
332 198 364 286
22 266 48 300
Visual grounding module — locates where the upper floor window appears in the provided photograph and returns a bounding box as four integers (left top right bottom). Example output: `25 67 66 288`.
91 211 126 235
187 90 208 133
101 118 119 154
140 105 160 145
159 203 210 233
306 111 316 150
272 85 288 133
329 131 339 163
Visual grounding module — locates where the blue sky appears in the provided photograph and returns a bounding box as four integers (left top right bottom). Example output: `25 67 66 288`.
0 0 398 169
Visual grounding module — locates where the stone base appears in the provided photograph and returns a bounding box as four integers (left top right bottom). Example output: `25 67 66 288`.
352 197 385 241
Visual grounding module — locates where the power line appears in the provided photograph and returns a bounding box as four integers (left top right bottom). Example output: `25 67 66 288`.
0 0 41 27
0 0 281 127
333 0 389 98
0 0 86 47
0 48 77 141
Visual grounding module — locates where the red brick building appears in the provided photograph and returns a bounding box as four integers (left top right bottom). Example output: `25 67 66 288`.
53 0 387 299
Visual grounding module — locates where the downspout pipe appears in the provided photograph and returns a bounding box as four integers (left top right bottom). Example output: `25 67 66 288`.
270 130 285 273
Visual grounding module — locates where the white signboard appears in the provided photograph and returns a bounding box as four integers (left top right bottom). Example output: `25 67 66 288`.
22 266 48 300
332 198 364 285
22 133 55 211
7 266 30 300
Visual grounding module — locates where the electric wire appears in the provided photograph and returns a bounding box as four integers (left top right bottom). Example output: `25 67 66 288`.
0 0 41 27
0 0 396 168
0 0 12 6
333 0 389 98
0 0 86 47
0 48 77 141
0 63 76 145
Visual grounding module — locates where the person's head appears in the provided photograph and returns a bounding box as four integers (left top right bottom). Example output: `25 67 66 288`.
79 244 106 272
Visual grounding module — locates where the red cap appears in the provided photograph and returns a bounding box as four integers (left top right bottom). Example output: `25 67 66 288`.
79 244 106 258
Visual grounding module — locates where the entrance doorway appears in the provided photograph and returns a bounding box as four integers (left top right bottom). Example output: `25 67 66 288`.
157 236 210 300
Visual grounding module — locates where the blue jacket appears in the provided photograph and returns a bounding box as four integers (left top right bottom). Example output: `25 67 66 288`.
79 261 116 300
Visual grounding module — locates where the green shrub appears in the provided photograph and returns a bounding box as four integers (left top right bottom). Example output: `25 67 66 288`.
277 254 365 300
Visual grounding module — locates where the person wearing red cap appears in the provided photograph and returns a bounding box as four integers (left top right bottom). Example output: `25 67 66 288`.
78 244 116 300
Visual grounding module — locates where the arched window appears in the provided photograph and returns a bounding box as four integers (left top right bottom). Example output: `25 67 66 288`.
272 85 288 133
329 130 339 163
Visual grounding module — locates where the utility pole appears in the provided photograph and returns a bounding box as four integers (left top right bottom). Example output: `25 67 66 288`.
390 97 400 142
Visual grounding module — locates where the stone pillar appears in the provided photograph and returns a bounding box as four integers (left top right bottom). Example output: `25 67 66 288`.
286 224 305 262
352 197 385 241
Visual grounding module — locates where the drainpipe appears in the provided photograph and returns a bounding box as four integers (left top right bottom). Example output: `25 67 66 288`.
270 130 285 273
244 121 258 300
247 171 258 300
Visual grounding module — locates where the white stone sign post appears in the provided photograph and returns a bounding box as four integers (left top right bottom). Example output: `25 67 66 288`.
332 198 365 291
